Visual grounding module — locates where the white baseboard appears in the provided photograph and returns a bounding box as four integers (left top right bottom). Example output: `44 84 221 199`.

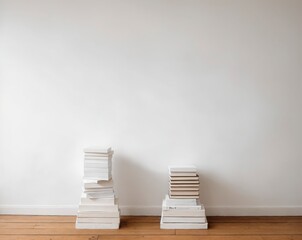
0 205 78 215
0 205 301 216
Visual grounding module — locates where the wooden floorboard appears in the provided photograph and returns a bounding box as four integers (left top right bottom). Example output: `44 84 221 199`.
98 236 302 240
0 215 301 239
1 236 302 240
208 216 302 223
0 221 174 235
0 236 97 240
0 215 76 223
176 222 302 235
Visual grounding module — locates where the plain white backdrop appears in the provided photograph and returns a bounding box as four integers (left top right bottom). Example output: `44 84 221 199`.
0 0 301 215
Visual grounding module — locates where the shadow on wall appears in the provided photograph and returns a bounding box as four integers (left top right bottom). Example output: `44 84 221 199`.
199 172 254 215
112 154 167 213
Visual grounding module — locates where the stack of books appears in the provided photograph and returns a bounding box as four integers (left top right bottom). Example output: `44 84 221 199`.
76 147 120 229
160 165 208 229
169 165 200 199
83 147 113 180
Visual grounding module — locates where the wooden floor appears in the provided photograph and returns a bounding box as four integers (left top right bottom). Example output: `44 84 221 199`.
0 215 302 239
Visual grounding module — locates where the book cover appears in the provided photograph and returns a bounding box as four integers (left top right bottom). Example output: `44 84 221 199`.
76 222 119 229
83 147 112 153
162 216 206 223
168 165 197 173
77 210 120 218
160 218 208 229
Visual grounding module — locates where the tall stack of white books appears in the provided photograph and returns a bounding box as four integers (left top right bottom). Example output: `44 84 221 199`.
76 147 120 229
160 165 208 229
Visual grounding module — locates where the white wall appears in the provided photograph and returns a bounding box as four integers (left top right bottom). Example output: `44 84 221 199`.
0 0 302 216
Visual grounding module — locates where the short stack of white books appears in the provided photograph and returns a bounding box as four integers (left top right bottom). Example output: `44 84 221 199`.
76 147 120 229
160 165 208 229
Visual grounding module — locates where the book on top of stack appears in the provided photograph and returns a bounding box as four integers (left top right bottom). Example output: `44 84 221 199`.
160 165 208 229
83 147 113 180
76 147 120 229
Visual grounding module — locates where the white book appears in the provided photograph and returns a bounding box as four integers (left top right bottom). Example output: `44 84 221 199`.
84 171 112 176
165 195 196 204
85 158 112 163
83 179 113 189
169 165 196 173
163 201 203 210
80 195 116 205
77 211 120 218
162 216 206 223
84 147 112 154
76 221 119 229
84 187 114 192
86 192 115 198
78 204 119 212
84 159 111 164
85 156 112 160
83 173 112 180
83 187 114 191
160 219 208 229
84 153 113 158
85 152 113 157
83 192 115 200
83 176 112 181
162 209 205 217
169 195 199 199
84 152 113 156
169 191 199 195
84 188 114 194
84 171 111 175
83 187 113 192
76 217 120 224
84 168 111 173
84 166 111 170
84 162 111 168
80 198 117 206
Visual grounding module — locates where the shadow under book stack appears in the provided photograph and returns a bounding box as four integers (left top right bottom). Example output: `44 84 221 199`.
160 165 208 229
76 147 120 229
